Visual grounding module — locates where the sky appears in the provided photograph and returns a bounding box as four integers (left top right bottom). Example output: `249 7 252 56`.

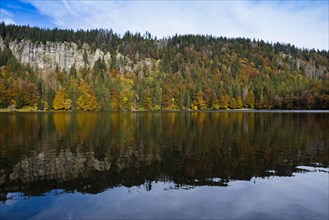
0 0 328 50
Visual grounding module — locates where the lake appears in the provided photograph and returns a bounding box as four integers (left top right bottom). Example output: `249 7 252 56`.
0 112 328 219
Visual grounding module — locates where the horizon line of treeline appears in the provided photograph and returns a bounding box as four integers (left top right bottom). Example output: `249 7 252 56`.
0 23 328 111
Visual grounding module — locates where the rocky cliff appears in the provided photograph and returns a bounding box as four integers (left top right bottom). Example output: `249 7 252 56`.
0 36 4 51
0 36 157 76
0 36 112 71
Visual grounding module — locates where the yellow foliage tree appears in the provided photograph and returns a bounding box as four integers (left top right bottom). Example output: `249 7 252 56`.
219 95 230 109
196 89 206 110
117 75 135 110
229 97 237 109
236 96 243 109
246 91 255 109
76 81 99 111
53 88 71 110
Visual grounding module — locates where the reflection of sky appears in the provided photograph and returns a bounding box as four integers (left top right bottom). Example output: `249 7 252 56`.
1 170 328 219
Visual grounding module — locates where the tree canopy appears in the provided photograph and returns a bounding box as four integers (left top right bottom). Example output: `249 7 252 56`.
0 23 328 110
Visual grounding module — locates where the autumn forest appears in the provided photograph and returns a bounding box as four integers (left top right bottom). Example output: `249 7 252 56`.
0 23 328 111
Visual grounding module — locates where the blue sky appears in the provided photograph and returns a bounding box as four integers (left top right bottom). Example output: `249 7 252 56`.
0 0 328 50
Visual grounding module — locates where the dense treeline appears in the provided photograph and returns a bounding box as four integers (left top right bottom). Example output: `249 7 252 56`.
0 23 328 110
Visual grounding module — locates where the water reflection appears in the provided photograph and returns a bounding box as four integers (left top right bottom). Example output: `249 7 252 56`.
0 112 328 201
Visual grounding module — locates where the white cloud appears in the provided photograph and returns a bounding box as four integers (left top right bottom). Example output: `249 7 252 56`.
0 8 16 24
24 0 328 50
62 0 78 17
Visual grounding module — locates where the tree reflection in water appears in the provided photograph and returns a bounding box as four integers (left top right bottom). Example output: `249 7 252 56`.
0 112 328 201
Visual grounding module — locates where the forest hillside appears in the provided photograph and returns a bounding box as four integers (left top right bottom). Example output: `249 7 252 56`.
0 23 328 110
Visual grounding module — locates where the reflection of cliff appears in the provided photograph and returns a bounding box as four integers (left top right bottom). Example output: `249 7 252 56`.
0 148 162 198
4 151 111 184
0 112 328 200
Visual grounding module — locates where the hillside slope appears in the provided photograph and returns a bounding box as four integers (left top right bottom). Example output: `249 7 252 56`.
0 23 328 110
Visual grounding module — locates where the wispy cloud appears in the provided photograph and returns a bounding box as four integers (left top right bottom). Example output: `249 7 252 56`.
0 8 16 24
62 0 78 17
20 0 329 50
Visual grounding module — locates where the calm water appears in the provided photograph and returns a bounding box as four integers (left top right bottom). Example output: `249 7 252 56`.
0 112 328 219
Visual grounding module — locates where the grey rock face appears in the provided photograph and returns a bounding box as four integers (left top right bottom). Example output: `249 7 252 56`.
0 37 4 51
3 37 111 72
1 37 159 76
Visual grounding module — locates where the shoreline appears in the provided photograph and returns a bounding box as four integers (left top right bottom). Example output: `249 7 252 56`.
1 109 329 113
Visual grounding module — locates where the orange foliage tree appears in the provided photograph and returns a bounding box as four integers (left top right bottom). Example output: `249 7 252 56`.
76 80 99 111
53 88 72 110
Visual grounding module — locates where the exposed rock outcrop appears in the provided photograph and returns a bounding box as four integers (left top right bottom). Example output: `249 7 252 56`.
1 37 159 75
4 37 111 72
0 36 4 51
